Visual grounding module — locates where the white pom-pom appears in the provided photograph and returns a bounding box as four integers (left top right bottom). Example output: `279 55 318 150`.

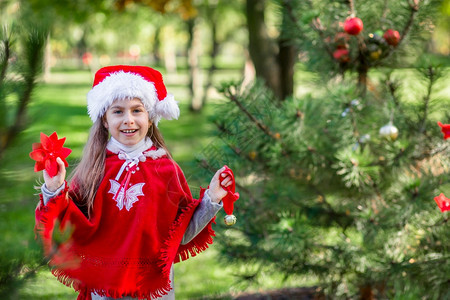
154 93 180 121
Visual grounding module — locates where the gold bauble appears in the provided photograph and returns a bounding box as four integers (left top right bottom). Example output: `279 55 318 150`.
224 214 237 226
379 122 399 141
248 151 257 160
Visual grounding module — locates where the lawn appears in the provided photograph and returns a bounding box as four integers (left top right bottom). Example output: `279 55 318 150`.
1 68 310 299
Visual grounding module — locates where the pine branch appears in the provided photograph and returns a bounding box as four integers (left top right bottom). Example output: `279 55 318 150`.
310 17 335 62
382 0 419 61
385 73 402 110
349 105 360 138
347 0 355 16
400 0 420 46
0 38 10 85
419 66 436 134
381 0 389 20
223 85 277 139
412 143 449 161
0 29 46 159
282 0 336 63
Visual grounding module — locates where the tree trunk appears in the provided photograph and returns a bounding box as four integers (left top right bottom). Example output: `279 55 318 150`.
246 0 280 98
278 38 295 100
246 0 294 100
357 56 368 96
201 12 219 106
187 18 203 111
153 25 161 65
163 26 177 73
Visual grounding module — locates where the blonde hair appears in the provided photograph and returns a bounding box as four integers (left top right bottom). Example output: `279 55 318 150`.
68 118 172 217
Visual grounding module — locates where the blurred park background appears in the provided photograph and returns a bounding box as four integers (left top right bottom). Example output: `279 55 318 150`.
1 0 449 299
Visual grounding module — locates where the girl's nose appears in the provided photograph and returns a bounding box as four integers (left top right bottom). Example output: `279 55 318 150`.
123 111 135 124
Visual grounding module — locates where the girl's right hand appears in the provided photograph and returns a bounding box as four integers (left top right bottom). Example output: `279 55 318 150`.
43 157 66 192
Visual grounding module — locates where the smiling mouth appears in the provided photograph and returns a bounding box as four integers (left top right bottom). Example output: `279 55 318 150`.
121 129 138 133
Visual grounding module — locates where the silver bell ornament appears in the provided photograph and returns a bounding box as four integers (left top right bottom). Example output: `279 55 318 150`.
379 122 399 141
224 214 237 226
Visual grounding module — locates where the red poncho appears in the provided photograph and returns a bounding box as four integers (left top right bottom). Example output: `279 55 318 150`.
35 148 215 299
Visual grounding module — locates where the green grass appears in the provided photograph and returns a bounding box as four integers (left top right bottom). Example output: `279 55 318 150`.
0 68 312 299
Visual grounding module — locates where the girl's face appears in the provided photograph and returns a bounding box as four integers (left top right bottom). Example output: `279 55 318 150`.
104 98 150 146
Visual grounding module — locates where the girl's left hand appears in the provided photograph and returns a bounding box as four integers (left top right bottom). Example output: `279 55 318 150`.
208 166 233 204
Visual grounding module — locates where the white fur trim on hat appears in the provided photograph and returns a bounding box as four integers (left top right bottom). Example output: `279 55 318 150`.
87 71 179 123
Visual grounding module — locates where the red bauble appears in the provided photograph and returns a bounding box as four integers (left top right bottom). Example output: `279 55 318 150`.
344 17 363 35
333 48 350 63
383 29 401 46
29 132 72 177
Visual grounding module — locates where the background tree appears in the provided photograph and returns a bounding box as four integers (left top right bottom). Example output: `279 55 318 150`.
197 0 449 298
0 9 49 297
246 0 296 100
0 18 48 159
188 0 247 111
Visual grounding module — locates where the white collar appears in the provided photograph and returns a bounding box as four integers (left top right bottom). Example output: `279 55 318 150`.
107 136 167 161
107 136 153 156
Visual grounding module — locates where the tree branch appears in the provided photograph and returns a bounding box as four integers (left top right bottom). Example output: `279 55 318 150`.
419 66 435 134
0 38 10 85
224 85 277 139
347 0 356 16
310 18 335 62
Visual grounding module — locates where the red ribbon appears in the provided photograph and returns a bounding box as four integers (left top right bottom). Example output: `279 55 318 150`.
114 162 138 201
220 165 239 215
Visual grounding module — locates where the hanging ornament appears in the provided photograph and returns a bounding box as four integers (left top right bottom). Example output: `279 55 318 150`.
220 165 239 226
29 132 72 177
367 43 382 60
344 17 363 35
434 193 450 212
383 29 401 46
374 30 384 38
437 121 450 139
365 33 388 61
379 122 399 141
368 32 385 44
248 150 257 160
341 107 350 117
359 134 371 143
333 48 350 63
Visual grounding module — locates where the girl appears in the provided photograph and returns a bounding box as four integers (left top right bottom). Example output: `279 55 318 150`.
35 65 232 300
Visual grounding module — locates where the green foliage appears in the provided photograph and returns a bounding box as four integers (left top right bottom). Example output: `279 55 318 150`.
200 64 449 297
0 20 47 157
0 17 48 298
276 0 445 85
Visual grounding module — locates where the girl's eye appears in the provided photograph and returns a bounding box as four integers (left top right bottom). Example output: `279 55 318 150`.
113 110 122 114
134 109 144 113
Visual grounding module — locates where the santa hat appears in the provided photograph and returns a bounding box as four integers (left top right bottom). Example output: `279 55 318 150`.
87 65 179 124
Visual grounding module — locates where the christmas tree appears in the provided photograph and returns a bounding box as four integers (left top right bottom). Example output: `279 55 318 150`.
196 0 449 298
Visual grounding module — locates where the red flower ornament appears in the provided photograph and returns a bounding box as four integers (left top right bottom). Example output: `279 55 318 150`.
434 193 450 213
29 132 72 177
438 122 450 140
